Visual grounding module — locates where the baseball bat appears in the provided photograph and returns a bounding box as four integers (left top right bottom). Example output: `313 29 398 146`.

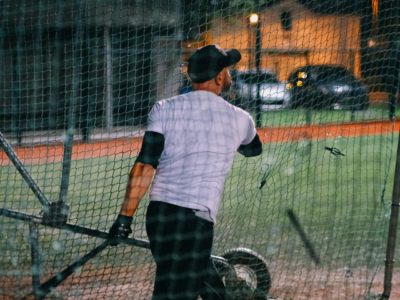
286 209 321 265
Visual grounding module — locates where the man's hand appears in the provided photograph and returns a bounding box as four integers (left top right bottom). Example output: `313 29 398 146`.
109 214 133 245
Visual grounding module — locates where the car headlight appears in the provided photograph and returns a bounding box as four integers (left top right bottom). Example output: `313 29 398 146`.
332 85 351 93
318 84 351 94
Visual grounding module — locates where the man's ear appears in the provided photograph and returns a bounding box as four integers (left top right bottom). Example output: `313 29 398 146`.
215 71 224 87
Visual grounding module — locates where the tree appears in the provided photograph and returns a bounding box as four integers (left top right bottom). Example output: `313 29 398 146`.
215 0 279 12
296 0 370 15
182 0 280 40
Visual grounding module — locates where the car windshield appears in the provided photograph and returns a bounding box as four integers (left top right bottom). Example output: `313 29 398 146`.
239 73 278 84
311 67 356 83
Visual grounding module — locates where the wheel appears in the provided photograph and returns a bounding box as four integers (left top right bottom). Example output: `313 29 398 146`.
214 247 271 300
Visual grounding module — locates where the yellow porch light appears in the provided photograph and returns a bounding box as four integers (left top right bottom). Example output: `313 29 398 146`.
249 13 259 25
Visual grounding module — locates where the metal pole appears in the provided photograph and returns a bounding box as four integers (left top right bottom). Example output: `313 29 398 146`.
255 9 262 128
381 130 400 300
0 131 50 208
389 41 400 120
12 29 22 145
381 41 400 300
0 207 151 248
29 223 41 299
58 111 76 205
58 2 84 205
104 25 113 129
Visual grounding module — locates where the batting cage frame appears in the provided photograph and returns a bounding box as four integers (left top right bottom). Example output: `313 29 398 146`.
2 125 400 299
0 131 272 299
2 1 400 300
0 130 149 299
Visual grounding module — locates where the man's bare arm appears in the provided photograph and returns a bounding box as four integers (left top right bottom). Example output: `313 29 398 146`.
109 131 163 241
119 162 156 217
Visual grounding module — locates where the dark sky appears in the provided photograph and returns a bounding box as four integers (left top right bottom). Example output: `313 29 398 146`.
182 0 400 40
297 0 400 38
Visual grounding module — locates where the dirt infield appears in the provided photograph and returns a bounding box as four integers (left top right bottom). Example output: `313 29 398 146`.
257 120 399 143
1 120 399 166
2 267 399 299
268 268 400 300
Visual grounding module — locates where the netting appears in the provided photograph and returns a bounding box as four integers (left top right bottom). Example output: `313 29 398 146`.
1 0 400 299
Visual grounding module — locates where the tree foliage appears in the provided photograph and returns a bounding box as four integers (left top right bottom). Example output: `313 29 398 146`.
214 0 371 14
214 0 280 13
296 0 370 15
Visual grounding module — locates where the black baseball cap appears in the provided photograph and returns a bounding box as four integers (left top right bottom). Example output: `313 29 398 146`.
188 44 241 83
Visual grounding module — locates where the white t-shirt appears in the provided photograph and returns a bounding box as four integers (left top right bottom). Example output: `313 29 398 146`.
147 90 257 223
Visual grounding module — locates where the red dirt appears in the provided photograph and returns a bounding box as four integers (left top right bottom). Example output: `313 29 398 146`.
0 136 143 166
1 120 399 166
257 120 399 143
2 268 399 299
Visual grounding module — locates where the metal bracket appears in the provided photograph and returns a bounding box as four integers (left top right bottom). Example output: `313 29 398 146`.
41 201 70 226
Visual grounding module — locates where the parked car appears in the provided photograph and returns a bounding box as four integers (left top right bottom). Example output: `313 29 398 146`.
286 65 369 110
179 74 192 94
231 69 290 111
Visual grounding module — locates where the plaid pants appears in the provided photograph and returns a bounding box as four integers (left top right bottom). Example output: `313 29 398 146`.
146 201 228 300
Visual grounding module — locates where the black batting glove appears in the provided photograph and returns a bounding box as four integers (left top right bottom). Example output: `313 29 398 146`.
109 214 133 245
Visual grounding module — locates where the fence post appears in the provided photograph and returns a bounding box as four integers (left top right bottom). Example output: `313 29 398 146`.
254 0 262 128
381 130 400 299
381 41 400 300
29 223 41 299
58 1 83 206
382 40 400 298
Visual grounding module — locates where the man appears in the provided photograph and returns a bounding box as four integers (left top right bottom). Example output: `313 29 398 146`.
109 44 262 299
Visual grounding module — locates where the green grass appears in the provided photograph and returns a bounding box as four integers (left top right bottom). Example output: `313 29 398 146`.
217 134 397 268
0 133 398 272
257 105 395 127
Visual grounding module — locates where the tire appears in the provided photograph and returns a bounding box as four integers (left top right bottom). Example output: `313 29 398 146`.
214 248 271 300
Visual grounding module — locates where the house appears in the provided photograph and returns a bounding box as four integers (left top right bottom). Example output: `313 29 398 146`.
205 0 362 82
